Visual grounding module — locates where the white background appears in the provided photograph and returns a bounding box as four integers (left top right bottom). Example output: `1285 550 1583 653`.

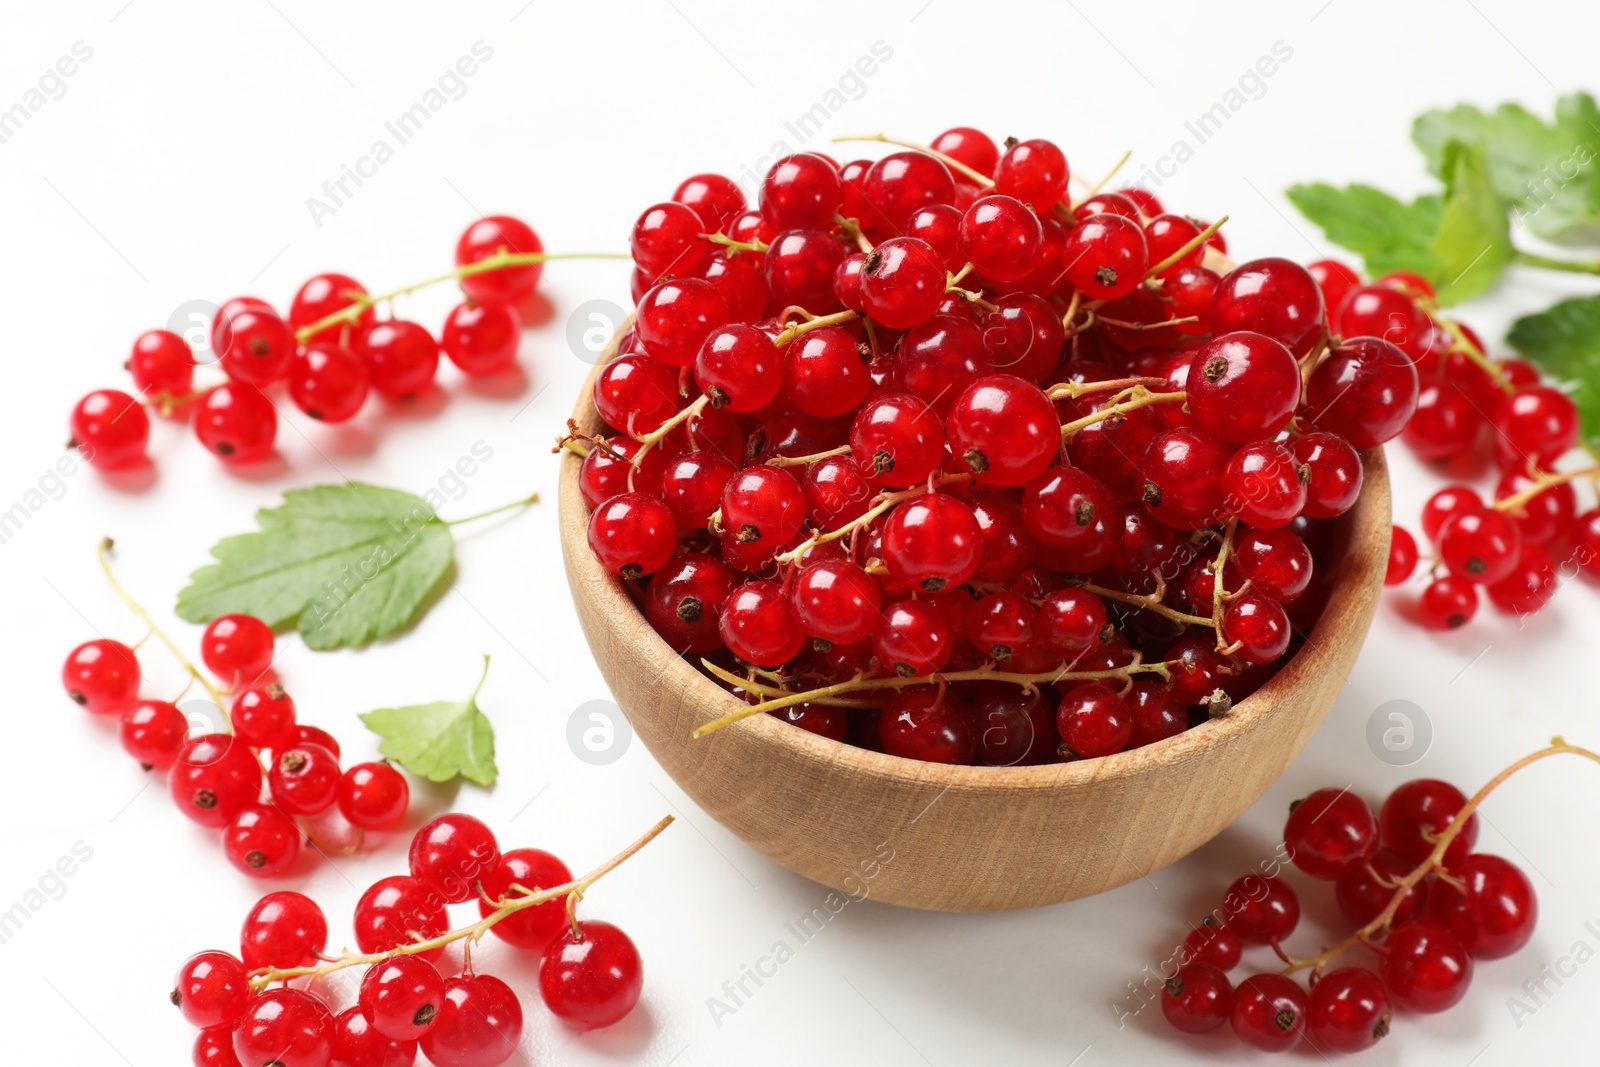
4 1 1599 1064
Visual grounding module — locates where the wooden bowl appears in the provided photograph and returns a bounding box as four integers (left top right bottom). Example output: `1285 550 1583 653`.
559 365 1391 912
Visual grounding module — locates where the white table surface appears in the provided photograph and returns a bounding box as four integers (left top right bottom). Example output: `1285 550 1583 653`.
5 1 1599 1063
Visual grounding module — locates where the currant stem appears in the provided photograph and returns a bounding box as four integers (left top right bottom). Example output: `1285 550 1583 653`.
694 658 1174 737
1070 150 1132 207
96 538 231 721
773 474 972 565
1512 250 1600 275
629 394 710 469
1058 387 1187 439
1065 577 1213 628
704 233 769 256
1047 376 1169 401
439 493 540 526
1492 465 1600 514
292 251 629 343
246 815 674 989
773 309 861 347
1437 318 1512 395
765 444 853 468
831 134 996 187
1279 739 1600 976
1211 518 1239 650
1145 216 1228 280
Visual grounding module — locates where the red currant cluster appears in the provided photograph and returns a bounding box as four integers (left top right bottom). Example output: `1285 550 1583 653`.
1311 263 1599 628
1162 774 1536 1053
570 128 1410 762
62 547 408 876
67 216 549 470
173 813 665 1067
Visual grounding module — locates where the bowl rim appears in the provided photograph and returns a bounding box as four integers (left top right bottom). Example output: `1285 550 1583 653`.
561 354 1391 798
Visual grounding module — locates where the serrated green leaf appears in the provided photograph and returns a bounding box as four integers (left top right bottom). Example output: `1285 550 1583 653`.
1430 141 1513 305
176 483 453 650
1285 182 1445 279
1413 93 1600 239
1507 295 1600 450
361 657 498 786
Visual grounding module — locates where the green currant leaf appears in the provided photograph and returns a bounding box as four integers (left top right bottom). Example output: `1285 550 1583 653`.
1413 93 1600 240
360 657 498 786
1507 294 1600 450
1429 141 1513 305
175 483 453 650
1284 181 1445 280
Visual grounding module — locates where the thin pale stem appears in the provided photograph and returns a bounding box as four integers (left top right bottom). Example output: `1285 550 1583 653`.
831 133 995 187
1493 465 1600 514
440 493 540 526
1066 577 1212 628
1281 740 1600 976
1437 318 1512 394
1071 150 1133 206
774 474 971 565
1211 518 1238 650
1513 250 1600 274
765 445 852 468
630 395 710 469
97 539 230 719
773 309 861 347
1145 216 1228 280
1059 388 1187 439
248 815 674 989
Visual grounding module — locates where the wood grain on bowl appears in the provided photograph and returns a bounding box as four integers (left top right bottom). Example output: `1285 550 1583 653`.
559 356 1390 912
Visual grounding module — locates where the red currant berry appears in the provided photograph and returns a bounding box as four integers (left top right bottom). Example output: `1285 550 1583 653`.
850 393 943 488
222 804 301 877
905 203 964 271
588 493 677 579
1037 588 1108 655
782 325 869 417
637 278 729 368
476 847 574 950
1427 852 1537 959
969 687 1055 766
269 742 340 816
674 173 745 232
1493 385 1580 470
70 389 150 469
660 451 736 531
1438 506 1522 585
702 250 768 321
217 307 296 386
169 734 263 828
930 127 999 176
946 374 1059 487
1308 967 1391 1053
958 195 1042 282
288 272 373 341
1222 593 1291 663
1116 187 1164 217
760 153 843 230
1335 848 1429 928
993 138 1068 212
880 687 972 763
353 320 440 399
120 699 187 769
360 955 446 1042
409 813 500 904
882 492 982 592
1057 682 1132 758
232 988 334 1067
1380 919 1474 1013
892 314 991 415
1229 973 1307 1052
353 876 448 961
294 724 341 760
1289 432 1363 519
695 324 780 411
720 580 806 667
1162 266 1218 337
330 1005 415 1067
872 600 952 677
173 950 250 1029
1337 284 1427 357
593 354 677 434
1306 336 1419 447
966 592 1035 663
1224 873 1299 944
1402 382 1484 461
335 762 409 832
1422 484 1482 542
722 465 805 547
417 974 523 1066
128 329 196 399
579 436 665 509
1283 787 1377 880
1386 525 1419 585
441 301 521 377
62 638 140 713
1486 543 1558 615
539 920 643 1032
1164 637 1227 705
1419 576 1479 630
1223 443 1307 529
287 346 369 423
194 383 278 462
1073 192 1140 221
1211 258 1325 354
1495 469 1576 547
1307 259 1361 318
456 215 544 307
861 151 956 232
981 292 1065 382
1381 778 1479 868
1061 212 1147 301
763 228 847 311
859 237 947 329
1186 331 1301 444
231 684 296 751
1234 527 1313 601
202 614 275 685
1022 465 1118 570
1139 427 1233 530
969 497 1033 583
194 1026 242 1067
791 560 883 645
1181 918 1242 971
241 890 327 970
1161 962 1232 1034
644 552 739 654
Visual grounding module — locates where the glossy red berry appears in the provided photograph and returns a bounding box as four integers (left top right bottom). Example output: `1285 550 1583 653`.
269 742 340 816
930 127 999 176
720 580 806 667
969 498 1034 583
1224 873 1299 944
1211 258 1325 354
674 173 745 232
476 847 574 950
1061 212 1147 301
588 493 677 579
1023 466 1118 570
763 228 846 311
1234 527 1313 601
1427 852 1537 959
859 237 947 329
1308 967 1391 1053
761 153 843 230
1290 432 1363 519
880 687 972 763
456 215 544 306
637 278 729 367
861 152 956 232
695 323 781 411
882 493 982 592
1335 848 1430 928
222 804 301 877
1380 778 1479 866
231 988 334 1067
360 955 446 1041
120 699 187 769
1230 973 1307 1052
958 195 1042 282
782 325 869 417
791 560 883 645
194 383 278 462
1222 594 1291 663
644 552 739 654
1181 919 1242 971
440 301 521 377
993 138 1068 212
593 354 677 434
409 813 500 904
1337 284 1427 357
169 734 263 828
1139 427 1233 530
946 374 1059 486
217 307 296 386
906 203 964 270
288 272 372 341
196 1026 245 1065
353 876 448 961
329 1006 414 1067
722 465 805 548
1036 589 1108 655
288 347 369 423
230 685 295 751
241 890 327 971
70 389 151 468
1161 962 1232 1034
1386 525 1419 585
1419 576 1479 630
1307 260 1361 320
63 638 140 713
173 951 250 1030
1185 332 1301 443
128 329 196 399
872 600 952 677
1222 442 1307 529
1421 485 1482 541
981 292 1065 382
1057 683 1132 759
850 393 943 488
1306 336 1419 447
539 920 643 1032
353 320 440 398
1380 919 1474 1013
1402 382 1484 460
202 614 275 685
1283 788 1377 880
1437 506 1522 585
417 973 523 1067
